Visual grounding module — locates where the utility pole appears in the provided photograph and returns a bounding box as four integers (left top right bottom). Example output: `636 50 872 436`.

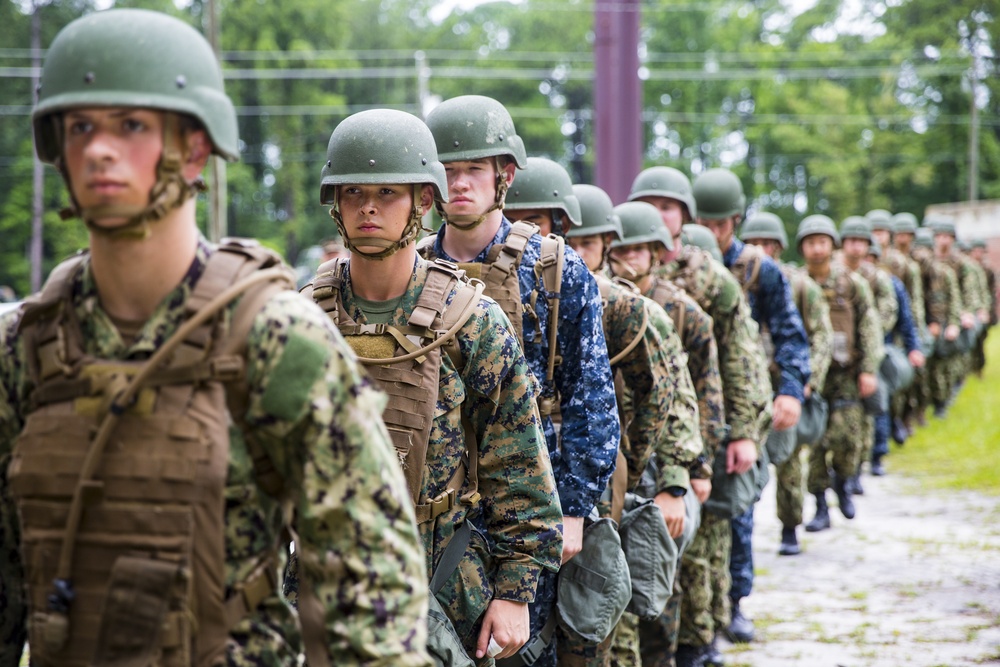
30 1 43 293
206 0 227 241
594 0 641 204
968 68 979 202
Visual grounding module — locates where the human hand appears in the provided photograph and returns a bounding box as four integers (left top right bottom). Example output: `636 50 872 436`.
727 439 757 475
690 478 712 503
476 599 530 660
772 395 802 431
858 372 877 398
561 515 584 564
908 349 925 368
653 492 686 538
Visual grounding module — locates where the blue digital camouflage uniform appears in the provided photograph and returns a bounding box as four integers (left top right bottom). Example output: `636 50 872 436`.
872 275 920 464
312 257 564 655
0 241 433 667
425 217 619 666
722 238 810 607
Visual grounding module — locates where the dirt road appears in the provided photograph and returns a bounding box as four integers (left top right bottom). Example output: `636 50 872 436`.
720 470 1000 667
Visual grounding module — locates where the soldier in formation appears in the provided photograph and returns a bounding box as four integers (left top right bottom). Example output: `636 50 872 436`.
6 11 997 667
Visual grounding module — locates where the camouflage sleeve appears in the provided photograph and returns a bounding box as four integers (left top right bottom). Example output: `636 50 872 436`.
641 301 708 487
0 311 27 667
753 257 810 401
906 261 926 328
874 270 899 336
551 251 620 517
925 264 953 326
803 278 834 393
604 289 673 491
853 277 885 375
713 281 772 445
241 291 431 667
458 299 562 602
963 260 986 312
944 266 964 325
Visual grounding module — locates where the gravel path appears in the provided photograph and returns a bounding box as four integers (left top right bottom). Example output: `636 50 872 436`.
718 469 1000 667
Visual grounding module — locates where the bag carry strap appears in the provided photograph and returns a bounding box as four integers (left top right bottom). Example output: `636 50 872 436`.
495 613 558 667
429 520 472 595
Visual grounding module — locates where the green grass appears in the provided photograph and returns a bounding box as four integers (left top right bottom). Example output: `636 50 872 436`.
891 332 1000 495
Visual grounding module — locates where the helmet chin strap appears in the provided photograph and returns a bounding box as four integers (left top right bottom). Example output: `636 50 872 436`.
437 157 509 231
58 114 205 241
331 184 424 260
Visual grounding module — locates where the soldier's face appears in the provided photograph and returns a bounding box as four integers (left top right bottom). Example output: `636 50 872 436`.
970 247 985 262
895 232 914 249
509 208 556 236
62 107 164 224
567 233 606 272
934 233 953 254
697 215 737 253
745 238 782 260
338 183 430 253
609 243 653 277
801 235 833 265
872 229 891 248
842 238 870 261
636 196 687 231
442 158 510 219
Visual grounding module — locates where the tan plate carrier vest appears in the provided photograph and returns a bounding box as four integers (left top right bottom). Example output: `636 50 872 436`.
824 269 859 369
728 243 764 299
418 221 565 418
9 241 297 667
308 258 484 525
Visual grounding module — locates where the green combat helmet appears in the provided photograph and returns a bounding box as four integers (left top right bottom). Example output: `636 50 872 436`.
892 212 919 235
795 214 840 248
627 166 697 219
612 201 675 252
681 223 723 262
840 216 872 242
425 95 527 230
866 209 894 232
505 156 582 230
914 227 934 248
320 108 448 260
928 216 957 237
33 8 239 239
570 184 622 241
739 211 788 248
972 238 987 250
691 168 746 219
869 237 883 259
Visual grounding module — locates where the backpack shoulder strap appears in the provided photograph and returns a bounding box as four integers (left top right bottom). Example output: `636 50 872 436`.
536 233 565 383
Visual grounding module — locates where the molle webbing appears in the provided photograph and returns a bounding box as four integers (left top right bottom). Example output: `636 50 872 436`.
11 241 295 667
825 271 858 369
309 259 481 525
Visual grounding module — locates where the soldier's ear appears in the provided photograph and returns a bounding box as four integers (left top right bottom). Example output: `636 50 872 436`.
501 160 516 187
181 129 212 182
418 184 435 216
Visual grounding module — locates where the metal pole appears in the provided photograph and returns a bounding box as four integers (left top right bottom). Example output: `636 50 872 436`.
207 0 227 241
30 1 44 293
969 69 979 202
594 0 641 204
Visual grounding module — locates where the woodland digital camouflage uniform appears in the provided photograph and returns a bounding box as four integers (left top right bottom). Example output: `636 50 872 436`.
848 261 897 473
910 244 961 422
775 266 833 530
424 217 619 665
658 246 772 650
807 265 884 496
0 242 433 667
632 273 728 663
563 274 704 666
309 257 564 656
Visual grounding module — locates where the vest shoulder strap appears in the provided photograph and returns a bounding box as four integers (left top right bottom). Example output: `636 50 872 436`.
731 243 764 296
536 233 565 383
